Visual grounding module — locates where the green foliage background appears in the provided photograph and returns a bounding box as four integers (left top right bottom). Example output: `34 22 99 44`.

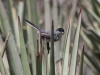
0 0 100 75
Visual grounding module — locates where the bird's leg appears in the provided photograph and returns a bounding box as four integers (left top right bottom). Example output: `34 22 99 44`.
47 42 50 54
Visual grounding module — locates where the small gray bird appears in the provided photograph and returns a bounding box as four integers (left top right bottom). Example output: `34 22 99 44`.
24 19 64 53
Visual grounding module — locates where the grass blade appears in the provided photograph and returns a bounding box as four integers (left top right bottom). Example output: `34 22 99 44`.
1 30 11 57
69 7 82 75
78 45 84 75
18 16 31 75
26 0 38 74
62 19 71 75
0 59 6 75
0 1 24 75
0 30 11 75
78 50 100 75
6 0 14 33
50 21 55 75
44 0 51 30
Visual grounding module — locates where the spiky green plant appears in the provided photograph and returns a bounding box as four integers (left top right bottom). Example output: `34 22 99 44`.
0 0 100 75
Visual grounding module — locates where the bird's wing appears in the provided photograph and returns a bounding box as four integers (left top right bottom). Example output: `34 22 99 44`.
41 30 57 37
24 19 40 31
41 32 50 37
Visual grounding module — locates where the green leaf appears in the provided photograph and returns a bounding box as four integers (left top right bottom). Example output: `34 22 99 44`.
50 21 55 75
62 19 71 75
0 31 11 75
26 0 38 74
18 16 31 75
78 45 84 75
0 1 24 75
69 7 82 75
0 59 6 75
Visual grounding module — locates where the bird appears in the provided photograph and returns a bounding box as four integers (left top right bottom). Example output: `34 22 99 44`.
24 19 64 53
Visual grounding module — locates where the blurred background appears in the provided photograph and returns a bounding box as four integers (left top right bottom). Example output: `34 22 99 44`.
0 0 100 75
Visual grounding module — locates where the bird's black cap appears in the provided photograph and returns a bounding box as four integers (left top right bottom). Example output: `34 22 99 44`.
56 28 64 33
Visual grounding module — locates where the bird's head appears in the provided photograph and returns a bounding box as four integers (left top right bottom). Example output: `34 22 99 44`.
56 28 64 35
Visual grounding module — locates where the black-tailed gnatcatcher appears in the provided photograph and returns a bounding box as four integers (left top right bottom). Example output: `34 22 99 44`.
24 19 64 53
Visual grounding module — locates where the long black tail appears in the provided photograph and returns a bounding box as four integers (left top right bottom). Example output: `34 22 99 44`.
24 19 40 31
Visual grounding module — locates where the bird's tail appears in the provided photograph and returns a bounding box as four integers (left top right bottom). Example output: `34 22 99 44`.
24 19 40 31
